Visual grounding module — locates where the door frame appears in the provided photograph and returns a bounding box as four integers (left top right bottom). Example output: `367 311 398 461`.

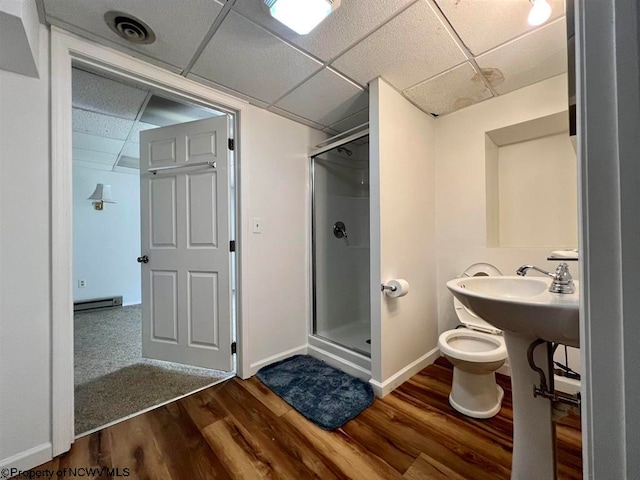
50 27 247 456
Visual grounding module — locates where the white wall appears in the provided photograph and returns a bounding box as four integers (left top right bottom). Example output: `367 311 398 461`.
0 25 52 468
493 133 578 248
240 105 326 376
0 0 40 77
435 74 572 329
370 79 438 393
73 167 141 305
434 74 581 373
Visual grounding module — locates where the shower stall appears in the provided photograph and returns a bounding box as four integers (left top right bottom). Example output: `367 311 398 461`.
310 133 371 371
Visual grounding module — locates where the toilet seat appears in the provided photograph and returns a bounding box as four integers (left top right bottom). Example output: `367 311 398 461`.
460 262 502 278
438 328 507 363
455 263 503 334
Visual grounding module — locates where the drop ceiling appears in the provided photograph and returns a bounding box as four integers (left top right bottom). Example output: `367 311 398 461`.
44 0 568 137
71 67 223 173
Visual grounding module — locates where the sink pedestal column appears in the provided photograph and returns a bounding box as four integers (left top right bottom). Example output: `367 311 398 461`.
503 332 556 480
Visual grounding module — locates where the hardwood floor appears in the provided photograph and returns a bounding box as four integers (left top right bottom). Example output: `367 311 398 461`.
32 358 582 479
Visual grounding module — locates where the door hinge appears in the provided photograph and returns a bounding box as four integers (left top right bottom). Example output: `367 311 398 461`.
228 138 234 151
231 341 237 354
230 240 236 252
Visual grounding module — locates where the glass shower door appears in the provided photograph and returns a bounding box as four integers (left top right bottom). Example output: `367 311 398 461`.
311 135 371 357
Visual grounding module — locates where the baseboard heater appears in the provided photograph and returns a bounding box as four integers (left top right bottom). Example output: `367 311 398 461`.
74 296 123 311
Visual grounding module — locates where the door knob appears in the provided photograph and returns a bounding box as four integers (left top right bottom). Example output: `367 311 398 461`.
137 255 149 264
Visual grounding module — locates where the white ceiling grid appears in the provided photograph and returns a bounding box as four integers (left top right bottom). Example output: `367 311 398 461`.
70 68 222 172
43 0 568 133
190 11 324 104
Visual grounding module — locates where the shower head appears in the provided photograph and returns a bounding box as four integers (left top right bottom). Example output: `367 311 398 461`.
337 146 353 156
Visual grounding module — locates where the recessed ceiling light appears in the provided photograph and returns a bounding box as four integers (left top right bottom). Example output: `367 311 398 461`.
263 0 341 35
528 0 552 26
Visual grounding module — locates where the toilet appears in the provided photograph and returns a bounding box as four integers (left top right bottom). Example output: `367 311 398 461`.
438 263 508 419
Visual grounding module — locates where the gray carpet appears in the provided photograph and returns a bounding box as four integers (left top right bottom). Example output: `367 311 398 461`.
74 305 231 434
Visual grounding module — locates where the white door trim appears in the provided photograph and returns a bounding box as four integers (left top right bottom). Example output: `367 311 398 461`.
50 27 247 457
576 0 640 477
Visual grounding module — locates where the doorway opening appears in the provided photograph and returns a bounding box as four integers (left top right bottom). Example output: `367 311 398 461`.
71 65 238 436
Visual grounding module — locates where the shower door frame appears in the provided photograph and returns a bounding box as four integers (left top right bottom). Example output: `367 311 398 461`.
308 129 372 373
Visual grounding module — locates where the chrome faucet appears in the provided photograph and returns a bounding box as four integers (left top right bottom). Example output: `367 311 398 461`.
516 262 575 294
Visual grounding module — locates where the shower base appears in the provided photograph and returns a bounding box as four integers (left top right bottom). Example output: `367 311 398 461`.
317 321 371 356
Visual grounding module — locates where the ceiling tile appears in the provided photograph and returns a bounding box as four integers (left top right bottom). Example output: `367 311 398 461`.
73 132 125 154
332 0 467 91
475 18 567 95
74 160 115 172
121 141 140 158
43 0 224 69
274 69 369 127
73 108 134 140
116 155 140 169
186 73 271 109
127 122 158 142
327 108 370 133
72 68 148 119
267 107 325 131
73 147 119 165
403 62 493 116
434 0 565 55
191 11 323 104
140 95 223 127
232 0 415 62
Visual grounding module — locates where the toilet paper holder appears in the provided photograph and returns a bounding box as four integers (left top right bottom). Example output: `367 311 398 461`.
381 279 410 297
381 283 398 292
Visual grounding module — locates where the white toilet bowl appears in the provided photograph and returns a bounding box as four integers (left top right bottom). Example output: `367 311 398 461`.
439 263 508 419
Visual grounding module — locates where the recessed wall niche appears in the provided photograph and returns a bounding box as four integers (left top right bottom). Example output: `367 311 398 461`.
485 112 578 248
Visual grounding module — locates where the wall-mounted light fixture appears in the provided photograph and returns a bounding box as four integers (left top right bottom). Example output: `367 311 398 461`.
263 0 341 35
528 0 552 26
88 184 117 210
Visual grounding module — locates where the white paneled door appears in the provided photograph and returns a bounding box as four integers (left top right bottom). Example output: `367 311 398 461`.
139 116 233 371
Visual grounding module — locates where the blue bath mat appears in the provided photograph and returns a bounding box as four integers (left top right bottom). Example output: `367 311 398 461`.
256 355 374 430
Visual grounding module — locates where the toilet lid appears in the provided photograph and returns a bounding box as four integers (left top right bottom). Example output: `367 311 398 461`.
454 263 502 334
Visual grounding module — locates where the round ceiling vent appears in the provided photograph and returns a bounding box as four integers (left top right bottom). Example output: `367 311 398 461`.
104 11 156 45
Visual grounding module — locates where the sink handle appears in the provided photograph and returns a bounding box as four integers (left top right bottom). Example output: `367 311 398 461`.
549 262 575 294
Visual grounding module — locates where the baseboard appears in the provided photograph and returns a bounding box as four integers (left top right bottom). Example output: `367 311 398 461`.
370 346 440 397
307 344 371 382
0 442 52 474
246 345 308 378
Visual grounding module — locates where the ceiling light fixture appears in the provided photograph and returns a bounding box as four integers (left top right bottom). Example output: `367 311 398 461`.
263 0 341 35
528 0 552 26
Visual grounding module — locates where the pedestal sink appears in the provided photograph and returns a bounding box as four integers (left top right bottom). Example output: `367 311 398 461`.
447 276 580 480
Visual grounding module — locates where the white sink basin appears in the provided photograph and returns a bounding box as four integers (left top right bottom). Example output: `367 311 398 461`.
446 276 580 348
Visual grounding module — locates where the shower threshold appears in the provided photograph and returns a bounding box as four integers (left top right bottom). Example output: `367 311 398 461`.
316 320 371 357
